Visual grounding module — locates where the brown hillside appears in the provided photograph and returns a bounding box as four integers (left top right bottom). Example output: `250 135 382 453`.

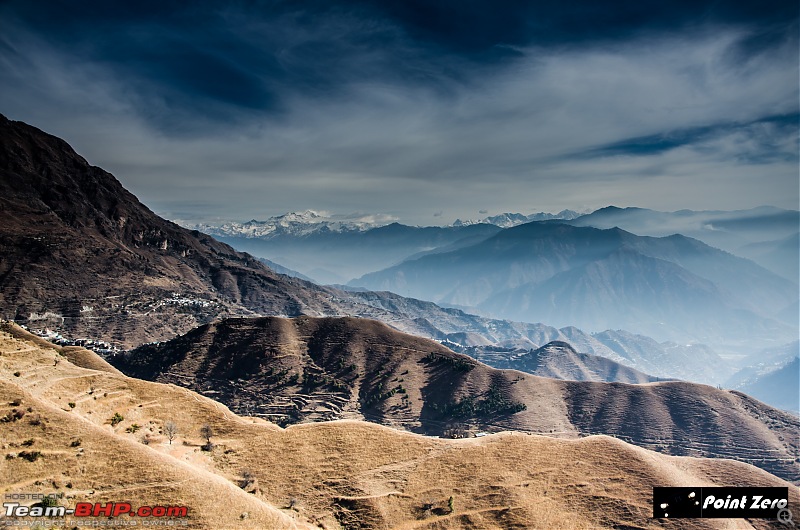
0 115 386 347
2 325 798 529
115 316 800 484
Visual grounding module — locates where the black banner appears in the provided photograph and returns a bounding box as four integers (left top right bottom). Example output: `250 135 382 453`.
653 487 790 519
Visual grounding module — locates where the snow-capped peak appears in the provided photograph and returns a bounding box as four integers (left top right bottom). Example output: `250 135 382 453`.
453 210 582 228
180 211 396 239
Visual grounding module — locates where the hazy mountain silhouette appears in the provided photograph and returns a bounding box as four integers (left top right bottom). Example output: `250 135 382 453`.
568 205 799 282
463 340 662 384
351 222 797 351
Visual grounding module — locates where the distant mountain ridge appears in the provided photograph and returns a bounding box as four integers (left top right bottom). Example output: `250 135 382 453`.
185 209 583 239
351 221 798 351
185 210 396 239
460 340 662 384
566 205 800 282
453 209 582 227
725 341 799 413
183 210 582 282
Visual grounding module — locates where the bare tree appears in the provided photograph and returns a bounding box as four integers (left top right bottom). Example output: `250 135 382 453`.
200 424 214 450
200 424 213 443
164 421 178 445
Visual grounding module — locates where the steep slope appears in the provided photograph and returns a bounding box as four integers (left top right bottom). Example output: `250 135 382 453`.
0 114 372 347
3 323 799 530
0 115 518 352
113 317 800 483
351 222 797 350
465 341 662 384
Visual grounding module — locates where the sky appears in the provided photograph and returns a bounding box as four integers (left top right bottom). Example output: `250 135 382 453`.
0 0 798 225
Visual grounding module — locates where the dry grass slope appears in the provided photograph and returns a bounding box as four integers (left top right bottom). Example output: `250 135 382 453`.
1 324 798 529
116 316 800 483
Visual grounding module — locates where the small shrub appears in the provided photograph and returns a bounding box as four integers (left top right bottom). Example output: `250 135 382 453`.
1 409 25 423
18 451 42 462
21 439 34 447
239 469 255 489
69 439 81 448
9 399 22 406
13 371 20 377
109 412 124 426
125 424 140 434
68 402 76 409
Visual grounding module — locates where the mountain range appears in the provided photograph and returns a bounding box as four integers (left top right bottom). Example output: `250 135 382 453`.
2 114 797 479
0 113 737 387
190 205 798 287
566 205 800 282
5 324 797 529
112 316 800 483
186 210 586 284
351 222 798 351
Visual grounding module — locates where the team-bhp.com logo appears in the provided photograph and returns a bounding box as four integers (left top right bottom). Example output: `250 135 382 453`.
3 497 190 526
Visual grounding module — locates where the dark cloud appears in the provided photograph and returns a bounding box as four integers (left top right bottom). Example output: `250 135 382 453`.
581 114 799 159
0 1 796 223
3 0 795 133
